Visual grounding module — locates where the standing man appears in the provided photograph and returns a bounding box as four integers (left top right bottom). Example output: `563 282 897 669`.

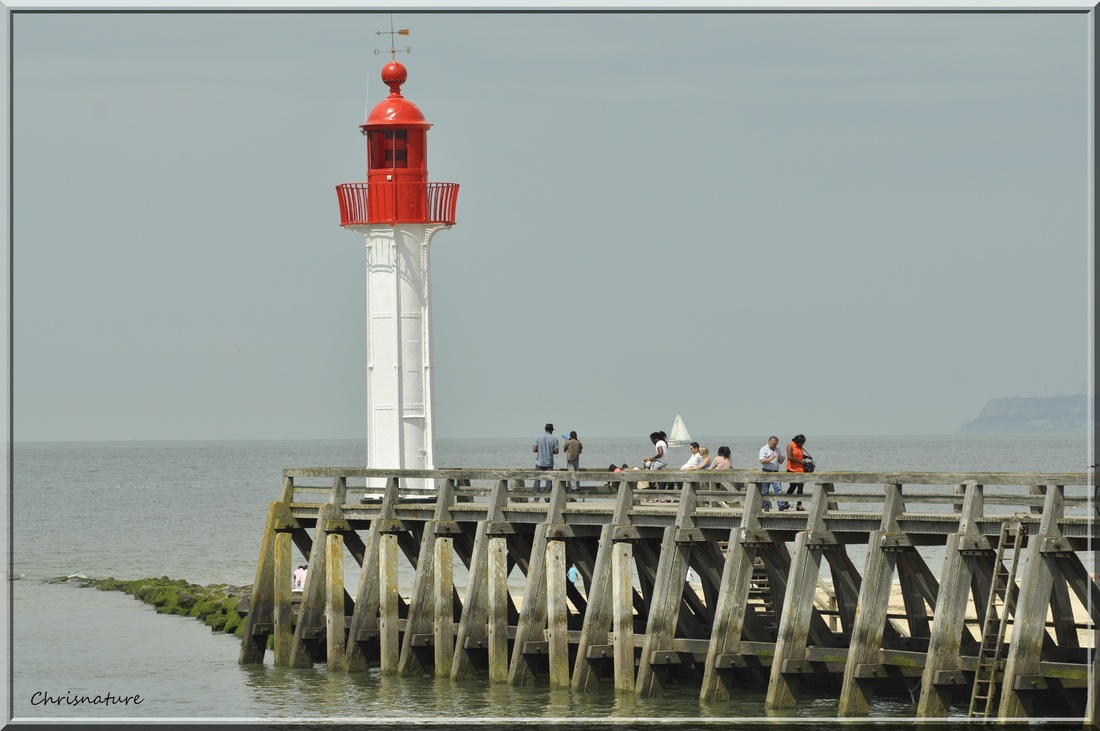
533 423 559 498
563 430 583 491
758 436 786 511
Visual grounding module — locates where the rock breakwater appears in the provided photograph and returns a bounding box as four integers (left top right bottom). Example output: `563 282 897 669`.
51 575 255 638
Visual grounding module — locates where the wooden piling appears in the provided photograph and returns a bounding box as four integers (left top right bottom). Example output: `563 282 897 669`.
451 479 509 681
612 539 636 693
572 479 636 692
700 480 764 702
344 476 398 672
917 483 990 716
546 537 570 688
508 481 568 686
1000 484 1063 718
273 526 294 665
766 482 840 710
290 476 348 668
326 533 347 672
837 483 904 716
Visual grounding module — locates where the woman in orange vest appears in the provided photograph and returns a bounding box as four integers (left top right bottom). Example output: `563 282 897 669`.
785 434 810 511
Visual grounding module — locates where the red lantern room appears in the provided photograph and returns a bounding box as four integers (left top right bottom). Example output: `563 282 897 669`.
336 61 459 226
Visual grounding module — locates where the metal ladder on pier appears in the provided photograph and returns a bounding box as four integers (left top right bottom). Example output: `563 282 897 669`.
967 519 1027 719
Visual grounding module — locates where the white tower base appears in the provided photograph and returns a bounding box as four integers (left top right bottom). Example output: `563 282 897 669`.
349 222 448 490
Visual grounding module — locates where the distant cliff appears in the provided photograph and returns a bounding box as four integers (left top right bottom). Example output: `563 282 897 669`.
958 394 1092 434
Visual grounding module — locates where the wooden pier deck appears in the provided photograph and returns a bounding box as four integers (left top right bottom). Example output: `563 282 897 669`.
238 467 1098 722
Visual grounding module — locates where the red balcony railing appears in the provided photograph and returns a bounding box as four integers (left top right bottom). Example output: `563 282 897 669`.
336 182 459 226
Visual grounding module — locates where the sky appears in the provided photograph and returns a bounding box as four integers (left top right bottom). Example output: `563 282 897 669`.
7 7 1094 442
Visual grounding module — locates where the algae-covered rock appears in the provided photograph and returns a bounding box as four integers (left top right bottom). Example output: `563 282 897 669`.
205 613 228 631
55 575 253 638
222 610 243 636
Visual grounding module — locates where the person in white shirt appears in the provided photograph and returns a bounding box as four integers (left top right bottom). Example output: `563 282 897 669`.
643 431 670 489
758 436 787 511
680 442 704 470
676 441 704 488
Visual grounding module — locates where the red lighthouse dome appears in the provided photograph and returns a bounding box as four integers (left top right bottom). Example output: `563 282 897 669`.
361 61 432 131
336 61 458 227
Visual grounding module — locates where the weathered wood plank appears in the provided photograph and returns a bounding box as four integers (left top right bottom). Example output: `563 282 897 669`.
635 482 699 697
546 539 570 688
487 534 509 683
700 481 764 702
290 482 348 668
612 540 635 694
283 466 1092 487
572 477 642 694
451 479 509 680
766 483 836 710
240 500 289 665
345 475 400 672
378 532 400 673
433 535 455 677
838 484 904 716
273 529 294 666
397 480 456 677
508 481 568 686
326 533 347 671
1000 484 1064 718
917 482 984 718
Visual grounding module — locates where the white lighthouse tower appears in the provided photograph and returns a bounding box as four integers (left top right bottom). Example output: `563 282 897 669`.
336 59 459 486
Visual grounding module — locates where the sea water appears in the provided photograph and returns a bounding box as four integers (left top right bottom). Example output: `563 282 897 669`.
7 434 1093 724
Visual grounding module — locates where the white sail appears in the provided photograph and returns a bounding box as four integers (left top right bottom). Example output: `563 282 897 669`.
668 414 692 446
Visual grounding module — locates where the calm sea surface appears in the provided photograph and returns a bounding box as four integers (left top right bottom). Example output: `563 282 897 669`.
8 435 1094 724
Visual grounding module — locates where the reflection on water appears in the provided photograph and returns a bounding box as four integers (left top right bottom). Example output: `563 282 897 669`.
237 661 907 722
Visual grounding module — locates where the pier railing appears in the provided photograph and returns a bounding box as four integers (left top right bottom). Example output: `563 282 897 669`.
241 467 1097 723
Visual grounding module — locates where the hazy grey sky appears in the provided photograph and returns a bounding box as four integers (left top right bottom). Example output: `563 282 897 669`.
10 9 1092 441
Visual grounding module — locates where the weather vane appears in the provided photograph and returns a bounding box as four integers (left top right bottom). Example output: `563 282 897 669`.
375 16 411 60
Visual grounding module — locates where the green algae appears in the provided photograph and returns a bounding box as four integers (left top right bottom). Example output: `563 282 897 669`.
58 575 252 638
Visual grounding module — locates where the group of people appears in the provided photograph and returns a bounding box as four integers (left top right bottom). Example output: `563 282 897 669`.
532 423 583 497
638 431 733 490
757 434 812 512
532 424 813 511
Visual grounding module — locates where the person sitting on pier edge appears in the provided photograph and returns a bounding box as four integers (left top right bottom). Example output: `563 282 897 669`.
677 441 704 488
532 423 559 499
707 445 732 470
604 463 632 488
758 435 787 511
643 431 669 488
696 446 711 469
785 434 810 511
563 431 583 491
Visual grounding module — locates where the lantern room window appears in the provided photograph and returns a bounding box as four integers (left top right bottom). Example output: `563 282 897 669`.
369 129 410 170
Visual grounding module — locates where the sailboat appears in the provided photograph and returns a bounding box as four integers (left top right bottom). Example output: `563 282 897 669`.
668 414 692 447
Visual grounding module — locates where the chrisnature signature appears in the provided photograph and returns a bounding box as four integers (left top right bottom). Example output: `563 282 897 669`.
30 690 144 707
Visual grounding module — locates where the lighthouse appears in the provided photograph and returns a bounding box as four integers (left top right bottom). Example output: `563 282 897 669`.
336 59 459 486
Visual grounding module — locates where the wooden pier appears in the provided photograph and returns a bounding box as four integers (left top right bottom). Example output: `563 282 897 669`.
238 467 1097 722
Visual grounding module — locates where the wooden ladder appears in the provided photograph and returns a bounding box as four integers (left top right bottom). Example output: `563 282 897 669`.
749 556 776 629
967 519 1026 719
